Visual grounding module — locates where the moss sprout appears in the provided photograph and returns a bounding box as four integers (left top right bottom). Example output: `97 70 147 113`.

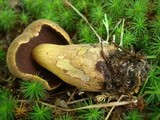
56 113 74 120
21 81 47 101
89 3 105 26
73 0 90 12
142 66 160 104
106 0 126 19
19 12 29 25
0 7 17 32
29 103 53 120
130 16 147 36
77 22 97 43
124 109 143 120
126 0 149 19
149 106 160 120
123 30 137 48
0 89 17 120
76 99 105 120
149 36 160 58
22 0 45 19
59 8 77 32
151 16 160 36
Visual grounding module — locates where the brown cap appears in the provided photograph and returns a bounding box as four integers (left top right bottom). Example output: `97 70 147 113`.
6 19 72 90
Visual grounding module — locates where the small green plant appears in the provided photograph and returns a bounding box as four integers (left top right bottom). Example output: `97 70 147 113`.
21 81 47 101
0 88 11 100
29 103 53 120
22 0 45 19
56 113 74 120
149 36 160 59
0 88 17 120
39 1 61 23
123 30 137 48
124 109 143 120
77 99 105 120
95 22 106 39
59 8 77 32
149 106 160 120
144 67 160 104
78 22 97 43
130 16 147 36
0 7 17 32
0 0 9 9
73 0 90 12
143 66 160 104
155 0 160 15
89 3 105 26
51 0 64 11
19 12 29 25
151 16 160 36
0 48 5 61
40 9 58 21
126 0 148 19
106 0 126 19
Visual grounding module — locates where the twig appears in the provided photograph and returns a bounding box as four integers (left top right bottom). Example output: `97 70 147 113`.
110 19 122 37
65 0 103 44
105 95 125 120
65 100 136 111
67 98 89 105
67 88 77 103
18 99 137 112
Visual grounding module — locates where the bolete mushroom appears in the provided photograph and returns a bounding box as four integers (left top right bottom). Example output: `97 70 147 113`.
7 19 149 94
6 19 72 90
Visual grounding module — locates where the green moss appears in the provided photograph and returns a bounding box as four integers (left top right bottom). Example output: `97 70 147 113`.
76 99 105 120
130 16 147 36
126 0 149 19
56 113 74 120
124 109 143 120
1 0 160 119
106 0 126 19
0 89 17 120
29 103 53 120
77 22 97 43
151 16 160 36
19 12 29 25
149 106 160 120
123 30 137 48
21 81 47 101
143 66 160 104
0 48 5 61
0 7 17 32
89 3 105 26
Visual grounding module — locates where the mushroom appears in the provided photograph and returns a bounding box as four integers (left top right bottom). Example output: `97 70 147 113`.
7 19 149 94
6 19 72 90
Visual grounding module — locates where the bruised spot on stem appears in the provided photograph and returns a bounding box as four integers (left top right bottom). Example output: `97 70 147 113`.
56 58 90 81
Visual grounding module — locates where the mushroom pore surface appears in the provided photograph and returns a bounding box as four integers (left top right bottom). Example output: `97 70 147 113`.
16 25 68 87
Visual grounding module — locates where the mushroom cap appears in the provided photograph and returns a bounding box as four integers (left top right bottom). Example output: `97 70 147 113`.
6 19 72 90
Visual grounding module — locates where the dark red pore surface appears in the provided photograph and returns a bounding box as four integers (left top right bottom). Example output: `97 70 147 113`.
16 25 69 88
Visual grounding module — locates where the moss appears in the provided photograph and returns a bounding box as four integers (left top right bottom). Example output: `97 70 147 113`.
0 0 160 119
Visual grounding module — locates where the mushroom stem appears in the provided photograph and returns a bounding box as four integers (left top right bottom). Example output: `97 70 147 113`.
32 43 117 91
